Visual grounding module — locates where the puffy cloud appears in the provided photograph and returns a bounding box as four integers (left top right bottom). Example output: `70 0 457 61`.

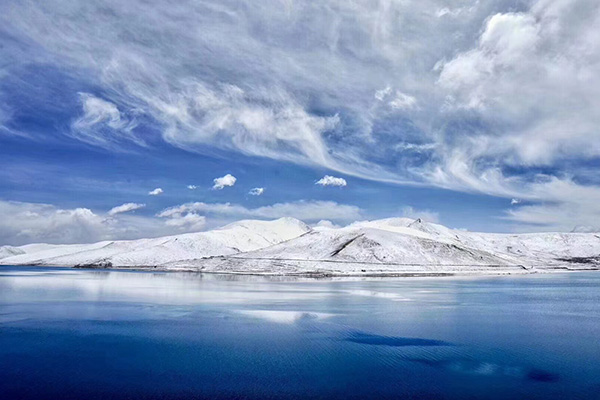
213 174 236 190
0 198 364 245
248 187 264 196
313 220 341 229
187 185 197 190
107 202 145 216
163 213 206 231
0 199 220 245
315 175 347 187
148 188 163 196
511 198 521 205
0 200 165 245
0 201 107 245
400 206 440 223
158 200 363 222
437 5 600 166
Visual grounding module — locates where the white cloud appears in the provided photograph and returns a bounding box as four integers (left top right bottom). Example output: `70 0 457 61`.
389 91 417 110
213 174 237 190
435 7 463 18
148 188 163 196
163 212 206 231
187 185 197 190
0 102 20 137
0 201 107 245
503 177 600 232
3 0 600 231
313 220 341 229
158 200 363 222
316 175 347 187
0 200 184 245
108 202 145 216
374 87 417 110
437 6 600 166
248 187 264 196
375 86 392 101
511 198 521 205
400 206 440 223
71 93 142 149
0 199 363 245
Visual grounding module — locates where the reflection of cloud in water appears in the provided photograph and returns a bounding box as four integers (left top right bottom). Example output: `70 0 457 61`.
235 310 336 325
0 268 331 305
345 290 411 302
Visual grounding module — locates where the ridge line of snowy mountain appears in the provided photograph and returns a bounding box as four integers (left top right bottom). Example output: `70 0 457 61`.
1 217 599 276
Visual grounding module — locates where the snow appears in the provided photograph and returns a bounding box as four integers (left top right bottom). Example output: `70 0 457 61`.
0 217 310 267
0 246 25 259
1 217 599 276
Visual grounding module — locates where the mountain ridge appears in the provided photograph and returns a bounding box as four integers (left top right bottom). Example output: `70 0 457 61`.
1 217 599 276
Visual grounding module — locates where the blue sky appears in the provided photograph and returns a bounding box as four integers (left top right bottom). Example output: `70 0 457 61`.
1 0 599 244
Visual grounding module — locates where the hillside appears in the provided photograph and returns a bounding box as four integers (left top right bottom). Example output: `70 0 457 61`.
168 218 600 275
1 217 599 276
0 217 311 268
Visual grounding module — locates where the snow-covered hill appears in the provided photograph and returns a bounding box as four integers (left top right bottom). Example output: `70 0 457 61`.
0 217 311 268
168 218 600 275
1 217 599 276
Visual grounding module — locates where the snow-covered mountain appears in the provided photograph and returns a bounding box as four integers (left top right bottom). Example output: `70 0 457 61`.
1 217 599 276
0 217 311 268
167 218 600 275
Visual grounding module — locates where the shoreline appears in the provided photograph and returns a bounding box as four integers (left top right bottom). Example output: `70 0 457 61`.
2 262 598 279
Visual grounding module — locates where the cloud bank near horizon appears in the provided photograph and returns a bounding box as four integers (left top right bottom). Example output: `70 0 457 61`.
0 199 368 245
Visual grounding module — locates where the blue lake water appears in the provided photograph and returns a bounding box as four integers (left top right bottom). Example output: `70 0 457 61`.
1 266 600 399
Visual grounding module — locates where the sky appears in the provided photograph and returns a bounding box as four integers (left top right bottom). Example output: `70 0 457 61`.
1 0 599 245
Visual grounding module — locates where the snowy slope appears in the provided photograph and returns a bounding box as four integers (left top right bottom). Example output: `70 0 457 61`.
177 223 520 275
0 246 25 259
2 217 599 276
167 218 600 275
228 226 510 265
0 218 311 267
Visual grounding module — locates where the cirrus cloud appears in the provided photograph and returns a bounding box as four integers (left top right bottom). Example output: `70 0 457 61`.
2 0 600 232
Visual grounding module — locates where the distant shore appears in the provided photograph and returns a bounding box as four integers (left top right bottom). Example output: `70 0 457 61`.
3 261 596 279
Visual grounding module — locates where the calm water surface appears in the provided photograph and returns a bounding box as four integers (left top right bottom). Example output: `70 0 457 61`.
1 266 600 399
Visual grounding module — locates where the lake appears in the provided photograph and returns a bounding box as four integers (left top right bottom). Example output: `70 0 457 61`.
1 266 599 399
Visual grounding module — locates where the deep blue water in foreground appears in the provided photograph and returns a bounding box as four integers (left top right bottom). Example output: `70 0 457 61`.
1 267 600 399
